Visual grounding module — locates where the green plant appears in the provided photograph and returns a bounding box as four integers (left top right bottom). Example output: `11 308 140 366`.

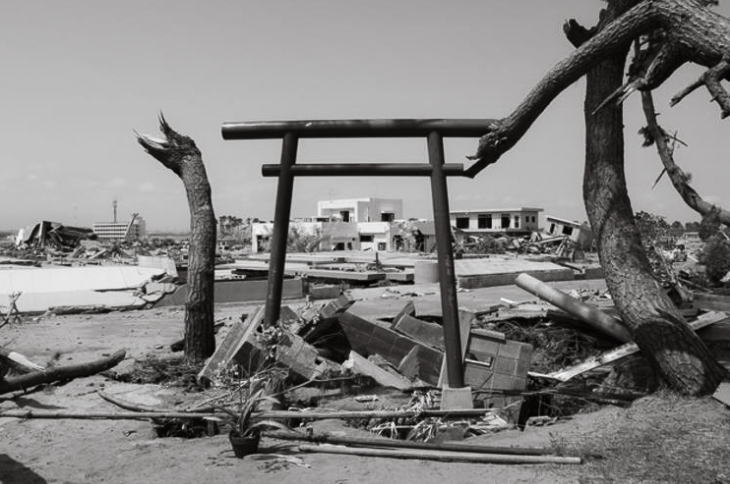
219 375 289 437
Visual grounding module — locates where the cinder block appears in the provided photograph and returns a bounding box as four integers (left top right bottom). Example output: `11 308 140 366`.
516 357 531 375
496 341 524 359
494 356 517 374
492 372 519 390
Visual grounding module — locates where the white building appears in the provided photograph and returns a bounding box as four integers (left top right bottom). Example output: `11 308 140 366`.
251 220 359 253
317 198 403 223
450 208 542 234
92 216 146 242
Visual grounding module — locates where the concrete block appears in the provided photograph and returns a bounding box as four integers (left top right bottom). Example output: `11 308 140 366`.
275 331 338 380
393 314 443 348
494 357 517 374
340 306 443 384
440 385 474 410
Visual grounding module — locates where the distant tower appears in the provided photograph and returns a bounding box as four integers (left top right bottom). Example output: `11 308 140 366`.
113 199 118 223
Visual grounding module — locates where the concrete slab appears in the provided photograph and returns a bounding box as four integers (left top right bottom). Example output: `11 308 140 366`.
454 257 574 289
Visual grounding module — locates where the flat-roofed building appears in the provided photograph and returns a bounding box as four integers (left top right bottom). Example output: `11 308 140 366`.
317 198 403 223
449 208 542 235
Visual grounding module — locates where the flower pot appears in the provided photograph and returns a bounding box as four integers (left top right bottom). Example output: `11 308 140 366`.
228 430 260 458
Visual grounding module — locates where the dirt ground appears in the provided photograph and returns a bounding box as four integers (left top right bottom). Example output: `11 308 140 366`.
1 284 729 484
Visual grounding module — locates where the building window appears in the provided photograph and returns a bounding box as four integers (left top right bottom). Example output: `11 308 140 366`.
334 242 345 250
478 214 492 229
377 242 386 251
501 214 510 229
549 223 556 234
514 215 520 228
381 212 395 222
340 210 350 222
562 225 574 236
456 217 470 229
359 234 373 242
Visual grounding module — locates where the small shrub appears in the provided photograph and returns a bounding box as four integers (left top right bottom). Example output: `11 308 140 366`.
700 235 730 285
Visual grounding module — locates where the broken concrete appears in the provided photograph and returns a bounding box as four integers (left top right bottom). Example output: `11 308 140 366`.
342 351 412 390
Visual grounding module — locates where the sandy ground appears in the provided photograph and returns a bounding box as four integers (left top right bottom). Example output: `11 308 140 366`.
1 281 727 483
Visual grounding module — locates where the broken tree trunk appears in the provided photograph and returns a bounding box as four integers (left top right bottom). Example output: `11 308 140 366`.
461 0 727 395
581 2 725 395
137 115 216 363
0 350 126 395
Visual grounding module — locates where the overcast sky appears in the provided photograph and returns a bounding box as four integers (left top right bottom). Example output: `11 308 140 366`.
2 1 729 231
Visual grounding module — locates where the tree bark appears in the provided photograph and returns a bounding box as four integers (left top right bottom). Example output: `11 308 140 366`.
137 115 216 362
582 3 725 395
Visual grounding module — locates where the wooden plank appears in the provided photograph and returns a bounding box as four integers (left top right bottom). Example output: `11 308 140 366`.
297 444 582 465
546 311 728 382
197 306 265 385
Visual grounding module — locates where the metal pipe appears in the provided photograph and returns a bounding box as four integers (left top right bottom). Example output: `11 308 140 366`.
222 118 496 140
427 131 465 388
264 132 298 326
261 163 465 177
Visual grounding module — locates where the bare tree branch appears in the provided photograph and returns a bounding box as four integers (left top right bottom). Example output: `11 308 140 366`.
467 0 730 177
641 90 730 223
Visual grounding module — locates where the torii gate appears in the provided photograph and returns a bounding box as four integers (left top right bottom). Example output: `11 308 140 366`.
221 119 493 390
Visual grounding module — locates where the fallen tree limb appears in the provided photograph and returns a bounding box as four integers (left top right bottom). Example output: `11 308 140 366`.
0 350 126 395
298 444 582 465
265 430 557 456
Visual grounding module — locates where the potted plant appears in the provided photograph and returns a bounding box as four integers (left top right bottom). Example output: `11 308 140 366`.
221 380 288 458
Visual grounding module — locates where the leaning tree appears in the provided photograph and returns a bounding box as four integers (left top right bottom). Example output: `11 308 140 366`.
137 115 217 363
468 0 729 395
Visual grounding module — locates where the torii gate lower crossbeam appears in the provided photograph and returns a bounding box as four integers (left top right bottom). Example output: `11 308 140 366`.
222 118 495 389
